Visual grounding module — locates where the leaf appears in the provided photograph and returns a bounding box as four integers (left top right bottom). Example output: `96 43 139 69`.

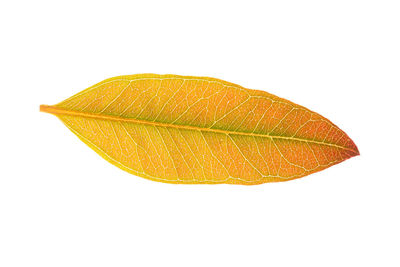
40 74 359 184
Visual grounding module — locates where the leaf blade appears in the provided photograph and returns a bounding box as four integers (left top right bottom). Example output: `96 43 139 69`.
40 74 359 184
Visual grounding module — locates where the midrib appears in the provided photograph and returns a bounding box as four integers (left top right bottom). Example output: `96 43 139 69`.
40 105 355 153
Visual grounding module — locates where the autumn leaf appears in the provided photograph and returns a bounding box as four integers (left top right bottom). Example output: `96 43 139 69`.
40 74 359 184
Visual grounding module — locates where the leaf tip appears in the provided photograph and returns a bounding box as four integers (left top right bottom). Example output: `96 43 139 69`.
354 145 360 156
355 145 360 156
348 137 360 157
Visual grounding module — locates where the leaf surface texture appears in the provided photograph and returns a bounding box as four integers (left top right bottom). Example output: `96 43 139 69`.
41 74 359 184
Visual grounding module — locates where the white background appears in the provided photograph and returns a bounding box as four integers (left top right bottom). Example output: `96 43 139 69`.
1 1 399 266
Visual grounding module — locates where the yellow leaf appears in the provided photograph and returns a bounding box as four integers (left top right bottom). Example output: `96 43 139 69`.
40 74 359 184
